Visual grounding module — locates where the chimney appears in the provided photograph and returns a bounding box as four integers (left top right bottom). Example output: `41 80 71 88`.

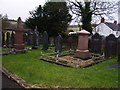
101 17 105 23
114 21 117 25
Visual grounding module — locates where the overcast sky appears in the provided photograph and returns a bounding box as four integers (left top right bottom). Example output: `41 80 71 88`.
0 0 46 21
0 0 119 23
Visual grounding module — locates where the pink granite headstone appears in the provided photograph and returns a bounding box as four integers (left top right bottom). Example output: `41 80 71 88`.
14 17 25 50
74 30 90 60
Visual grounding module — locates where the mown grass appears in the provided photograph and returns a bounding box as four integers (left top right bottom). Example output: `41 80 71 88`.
2 47 119 88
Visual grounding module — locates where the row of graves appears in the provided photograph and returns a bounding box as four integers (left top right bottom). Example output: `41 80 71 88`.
2 17 120 68
1 17 63 55
40 30 120 68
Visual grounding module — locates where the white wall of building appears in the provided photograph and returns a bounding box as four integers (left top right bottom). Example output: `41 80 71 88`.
93 23 114 37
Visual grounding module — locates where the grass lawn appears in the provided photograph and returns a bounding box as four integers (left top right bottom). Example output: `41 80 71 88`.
2 47 119 88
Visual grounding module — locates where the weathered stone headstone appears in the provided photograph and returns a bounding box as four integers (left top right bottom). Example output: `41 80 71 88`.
14 17 25 50
68 35 73 50
2 32 5 47
55 35 63 53
6 32 11 48
27 31 33 45
11 32 15 47
49 37 54 45
32 26 39 49
74 30 90 60
105 34 117 58
91 33 102 54
42 31 49 50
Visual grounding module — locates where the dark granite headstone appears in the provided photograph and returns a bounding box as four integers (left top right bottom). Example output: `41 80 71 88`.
0 32 1 47
11 32 15 47
105 34 117 59
42 31 49 50
2 32 5 47
6 32 10 48
91 33 102 54
39 33 43 44
117 36 120 62
55 35 63 53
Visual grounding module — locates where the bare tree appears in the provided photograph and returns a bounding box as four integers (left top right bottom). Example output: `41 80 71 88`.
67 0 118 34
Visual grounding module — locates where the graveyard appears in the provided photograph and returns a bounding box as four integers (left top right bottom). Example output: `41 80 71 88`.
2 46 119 88
1 17 120 88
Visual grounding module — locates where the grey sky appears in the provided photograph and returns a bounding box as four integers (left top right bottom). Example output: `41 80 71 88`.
0 0 46 21
0 0 119 23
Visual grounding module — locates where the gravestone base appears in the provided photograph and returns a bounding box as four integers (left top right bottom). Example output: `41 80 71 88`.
74 50 90 60
40 51 104 68
32 46 38 49
14 44 25 50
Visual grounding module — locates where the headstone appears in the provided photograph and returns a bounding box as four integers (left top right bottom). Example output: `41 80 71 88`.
14 17 25 50
105 34 117 58
68 35 73 50
74 30 90 60
2 32 5 47
27 31 33 45
91 33 102 54
117 36 120 62
23 33 27 45
6 32 10 48
39 33 43 44
11 32 15 47
32 26 39 49
42 31 49 50
0 32 1 48
55 35 63 53
49 37 54 45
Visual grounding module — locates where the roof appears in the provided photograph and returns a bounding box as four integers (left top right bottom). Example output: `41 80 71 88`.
105 22 120 31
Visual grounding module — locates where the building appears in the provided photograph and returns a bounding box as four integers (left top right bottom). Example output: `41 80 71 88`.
93 18 120 38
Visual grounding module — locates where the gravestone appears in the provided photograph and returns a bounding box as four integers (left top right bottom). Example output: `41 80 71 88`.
66 34 78 50
0 32 1 48
42 31 49 50
6 32 11 48
74 30 90 60
118 36 120 62
23 33 27 45
39 33 43 44
11 32 15 47
49 37 54 45
14 17 25 50
2 32 5 47
32 26 39 49
105 34 117 58
55 35 63 53
27 31 33 45
91 33 102 54
68 35 73 50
